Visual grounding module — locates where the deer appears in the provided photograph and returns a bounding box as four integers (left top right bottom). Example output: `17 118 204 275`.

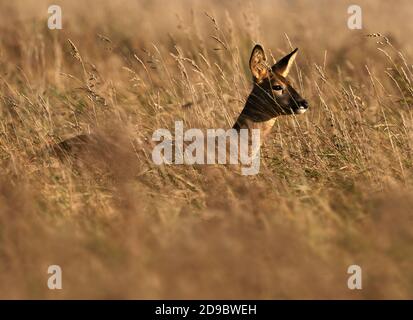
233 44 308 140
48 44 309 174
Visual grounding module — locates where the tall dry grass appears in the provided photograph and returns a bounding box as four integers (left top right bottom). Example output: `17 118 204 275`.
0 0 413 299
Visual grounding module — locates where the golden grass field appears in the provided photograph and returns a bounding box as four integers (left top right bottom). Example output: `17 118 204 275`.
1 0 413 299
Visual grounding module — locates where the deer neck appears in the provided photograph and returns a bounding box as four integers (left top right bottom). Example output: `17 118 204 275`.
232 96 278 145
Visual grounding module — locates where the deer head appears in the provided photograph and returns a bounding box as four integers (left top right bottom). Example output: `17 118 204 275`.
234 44 309 130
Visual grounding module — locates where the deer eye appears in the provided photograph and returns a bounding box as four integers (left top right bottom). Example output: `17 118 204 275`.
273 85 283 91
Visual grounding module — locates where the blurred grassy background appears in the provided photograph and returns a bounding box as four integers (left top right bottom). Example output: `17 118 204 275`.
0 0 413 299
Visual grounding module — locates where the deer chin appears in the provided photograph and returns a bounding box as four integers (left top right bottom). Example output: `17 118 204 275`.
294 106 308 114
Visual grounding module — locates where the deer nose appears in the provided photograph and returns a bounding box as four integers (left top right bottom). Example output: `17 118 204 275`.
299 100 309 109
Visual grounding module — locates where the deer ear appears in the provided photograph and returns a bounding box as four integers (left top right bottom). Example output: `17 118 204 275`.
249 44 268 82
272 48 298 77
